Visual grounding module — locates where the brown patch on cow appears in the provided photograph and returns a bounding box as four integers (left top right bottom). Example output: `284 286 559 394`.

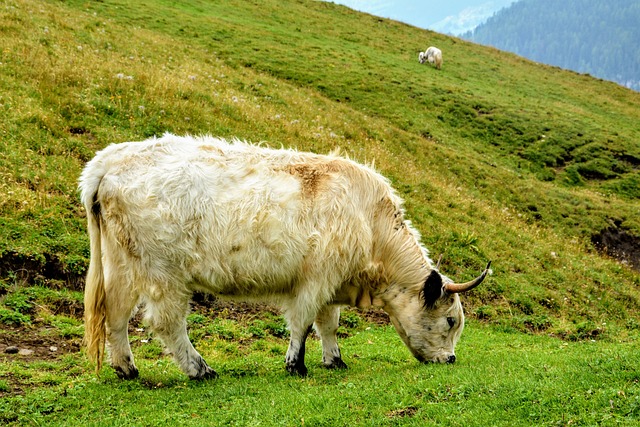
199 145 223 154
284 161 342 198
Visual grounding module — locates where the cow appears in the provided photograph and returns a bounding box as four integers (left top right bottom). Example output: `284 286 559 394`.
79 134 489 379
419 46 443 69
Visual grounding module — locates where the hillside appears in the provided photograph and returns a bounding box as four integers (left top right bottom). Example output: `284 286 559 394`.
463 0 640 91
0 0 639 339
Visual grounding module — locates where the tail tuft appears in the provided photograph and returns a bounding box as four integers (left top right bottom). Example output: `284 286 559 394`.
80 170 108 374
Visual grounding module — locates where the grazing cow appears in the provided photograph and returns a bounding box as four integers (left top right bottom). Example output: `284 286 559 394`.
80 134 489 379
419 46 443 69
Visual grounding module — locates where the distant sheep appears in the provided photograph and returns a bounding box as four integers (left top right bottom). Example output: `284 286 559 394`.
419 46 442 70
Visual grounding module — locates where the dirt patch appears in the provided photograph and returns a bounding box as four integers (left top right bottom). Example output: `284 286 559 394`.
0 324 82 362
591 224 640 271
191 292 282 321
0 251 84 292
0 323 83 397
386 406 418 418
48 298 85 318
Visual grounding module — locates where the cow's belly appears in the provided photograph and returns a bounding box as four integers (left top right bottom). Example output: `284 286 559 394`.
193 204 313 290
189 239 309 298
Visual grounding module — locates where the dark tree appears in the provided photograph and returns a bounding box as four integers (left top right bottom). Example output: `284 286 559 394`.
462 0 640 91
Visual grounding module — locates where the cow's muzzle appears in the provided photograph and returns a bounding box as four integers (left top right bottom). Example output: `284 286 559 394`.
414 353 456 364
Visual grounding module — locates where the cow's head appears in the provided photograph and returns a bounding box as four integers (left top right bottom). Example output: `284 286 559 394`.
418 52 426 64
384 261 491 364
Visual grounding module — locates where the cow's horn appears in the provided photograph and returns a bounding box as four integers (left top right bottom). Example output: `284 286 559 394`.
444 261 491 294
435 254 443 270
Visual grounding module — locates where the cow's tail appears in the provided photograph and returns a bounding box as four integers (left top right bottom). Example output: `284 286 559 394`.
79 163 108 375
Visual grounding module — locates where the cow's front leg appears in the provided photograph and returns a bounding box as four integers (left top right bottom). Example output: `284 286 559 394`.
314 305 347 369
283 297 319 376
283 280 334 376
285 324 312 376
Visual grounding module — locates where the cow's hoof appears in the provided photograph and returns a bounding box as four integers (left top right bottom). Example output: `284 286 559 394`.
191 367 218 380
286 362 308 377
114 365 139 380
187 356 218 380
324 357 348 370
190 362 218 380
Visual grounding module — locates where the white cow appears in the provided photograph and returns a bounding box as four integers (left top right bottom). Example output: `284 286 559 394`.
80 134 489 379
419 46 443 69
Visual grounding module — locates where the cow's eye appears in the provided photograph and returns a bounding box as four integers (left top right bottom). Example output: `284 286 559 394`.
447 317 455 328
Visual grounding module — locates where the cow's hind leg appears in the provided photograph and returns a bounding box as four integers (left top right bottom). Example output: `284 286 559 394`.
104 269 139 379
145 291 217 380
314 305 347 369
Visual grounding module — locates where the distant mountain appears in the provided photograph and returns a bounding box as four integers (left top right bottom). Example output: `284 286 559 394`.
462 0 640 91
430 0 517 35
328 0 517 35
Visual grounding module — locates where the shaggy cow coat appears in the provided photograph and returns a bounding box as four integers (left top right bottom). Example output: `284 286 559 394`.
80 134 487 379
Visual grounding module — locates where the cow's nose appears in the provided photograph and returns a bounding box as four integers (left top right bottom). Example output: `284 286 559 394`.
446 354 456 364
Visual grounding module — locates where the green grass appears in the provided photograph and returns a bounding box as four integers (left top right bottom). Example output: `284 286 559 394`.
1 0 638 335
1 322 639 426
0 0 639 424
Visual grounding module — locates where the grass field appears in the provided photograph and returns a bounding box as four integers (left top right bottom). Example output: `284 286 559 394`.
0 0 639 424
2 316 640 426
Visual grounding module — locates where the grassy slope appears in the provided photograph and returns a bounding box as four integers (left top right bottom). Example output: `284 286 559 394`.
1 1 640 424
2 322 640 426
0 0 639 337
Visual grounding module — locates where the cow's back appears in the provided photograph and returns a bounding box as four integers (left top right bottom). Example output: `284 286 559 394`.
87 135 387 299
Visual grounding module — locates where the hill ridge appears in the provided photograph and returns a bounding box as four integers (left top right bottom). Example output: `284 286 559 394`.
0 0 638 339
463 0 640 91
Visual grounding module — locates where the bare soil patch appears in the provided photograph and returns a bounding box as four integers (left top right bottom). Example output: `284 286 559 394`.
0 324 81 363
0 323 83 397
591 224 640 271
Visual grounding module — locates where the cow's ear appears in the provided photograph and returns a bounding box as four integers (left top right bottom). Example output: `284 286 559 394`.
421 270 444 309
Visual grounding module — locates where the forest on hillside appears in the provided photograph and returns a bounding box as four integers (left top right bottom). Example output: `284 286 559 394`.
463 0 640 91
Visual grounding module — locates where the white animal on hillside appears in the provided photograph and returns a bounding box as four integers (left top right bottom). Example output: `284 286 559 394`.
79 134 489 379
419 46 443 69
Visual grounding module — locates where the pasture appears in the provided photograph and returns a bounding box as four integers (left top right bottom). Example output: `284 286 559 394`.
2 306 639 426
1 0 639 425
